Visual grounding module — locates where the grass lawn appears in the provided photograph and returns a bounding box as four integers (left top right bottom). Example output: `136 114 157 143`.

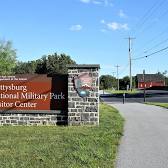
0 103 124 168
106 89 139 94
146 102 168 108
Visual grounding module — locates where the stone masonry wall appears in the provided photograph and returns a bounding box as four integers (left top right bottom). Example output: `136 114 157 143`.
0 113 67 126
68 65 100 126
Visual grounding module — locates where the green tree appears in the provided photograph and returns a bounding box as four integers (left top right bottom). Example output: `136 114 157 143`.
157 70 168 86
35 56 47 74
100 75 117 90
46 53 76 75
132 76 136 89
13 53 76 75
119 76 130 90
0 40 16 75
14 61 37 74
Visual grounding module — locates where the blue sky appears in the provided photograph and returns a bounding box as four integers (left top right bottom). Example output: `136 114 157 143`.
0 0 168 77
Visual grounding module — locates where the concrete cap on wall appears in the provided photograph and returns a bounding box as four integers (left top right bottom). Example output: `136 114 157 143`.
67 64 100 69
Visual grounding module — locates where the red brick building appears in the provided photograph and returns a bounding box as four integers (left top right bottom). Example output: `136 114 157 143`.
136 74 165 89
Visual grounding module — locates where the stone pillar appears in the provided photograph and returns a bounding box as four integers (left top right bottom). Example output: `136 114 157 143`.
67 64 100 126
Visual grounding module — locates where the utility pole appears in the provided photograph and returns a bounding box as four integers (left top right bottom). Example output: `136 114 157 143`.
143 69 146 102
115 65 120 91
125 37 135 91
112 71 115 77
112 71 116 90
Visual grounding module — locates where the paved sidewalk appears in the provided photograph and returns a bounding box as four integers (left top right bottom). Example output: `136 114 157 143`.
108 103 168 168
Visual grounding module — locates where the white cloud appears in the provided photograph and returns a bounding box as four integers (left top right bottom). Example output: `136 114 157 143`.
119 9 127 18
100 20 129 32
106 22 129 31
100 19 105 24
104 0 108 6
70 24 83 31
80 0 90 3
93 0 102 5
80 0 113 7
121 23 129 30
104 0 113 7
107 22 118 30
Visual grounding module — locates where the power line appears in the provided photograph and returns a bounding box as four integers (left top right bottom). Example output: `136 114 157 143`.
132 45 168 61
133 0 159 30
134 25 168 56
134 22 168 58
118 63 129 76
131 1 168 61
130 0 168 59
132 0 166 35
135 0 168 37
155 3 168 20
143 24 168 45
144 37 168 53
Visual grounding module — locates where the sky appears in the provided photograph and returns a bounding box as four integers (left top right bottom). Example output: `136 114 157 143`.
0 0 168 78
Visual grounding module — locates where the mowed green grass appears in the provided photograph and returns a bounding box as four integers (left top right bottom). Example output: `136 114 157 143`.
0 104 124 168
106 89 139 94
146 102 168 108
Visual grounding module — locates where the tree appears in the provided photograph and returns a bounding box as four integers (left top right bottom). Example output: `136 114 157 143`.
100 75 117 90
119 76 130 90
14 53 76 75
46 53 76 75
157 70 168 86
35 56 47 74
14 61 37 74
132 76 136 89
0 40 16 75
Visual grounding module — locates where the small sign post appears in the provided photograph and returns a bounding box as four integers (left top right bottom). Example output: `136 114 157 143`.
123 93 125 104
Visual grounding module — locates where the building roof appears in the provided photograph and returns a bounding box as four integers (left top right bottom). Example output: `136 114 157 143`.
136 74 165 82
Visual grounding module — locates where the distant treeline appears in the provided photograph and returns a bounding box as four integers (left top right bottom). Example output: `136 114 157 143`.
100 73 168 90
0 39 76 75
14 53 76 75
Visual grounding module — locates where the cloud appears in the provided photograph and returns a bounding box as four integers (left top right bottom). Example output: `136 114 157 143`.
93 0 102 5
70 24 83 31
80 0 113 7
80 0 90 3
104 0 113 7
107 22 129 31
100 19 105 24
104 0 108 6
119 9 127 18
101 20 129 31
120 23 129 30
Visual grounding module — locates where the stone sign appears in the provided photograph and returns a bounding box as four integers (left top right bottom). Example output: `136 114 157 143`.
0 74 68 112
67 64 100 126
0 64 100 126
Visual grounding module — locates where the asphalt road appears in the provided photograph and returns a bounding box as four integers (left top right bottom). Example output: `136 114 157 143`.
107 103 168 168
100 90 168 103
102 96 168 103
